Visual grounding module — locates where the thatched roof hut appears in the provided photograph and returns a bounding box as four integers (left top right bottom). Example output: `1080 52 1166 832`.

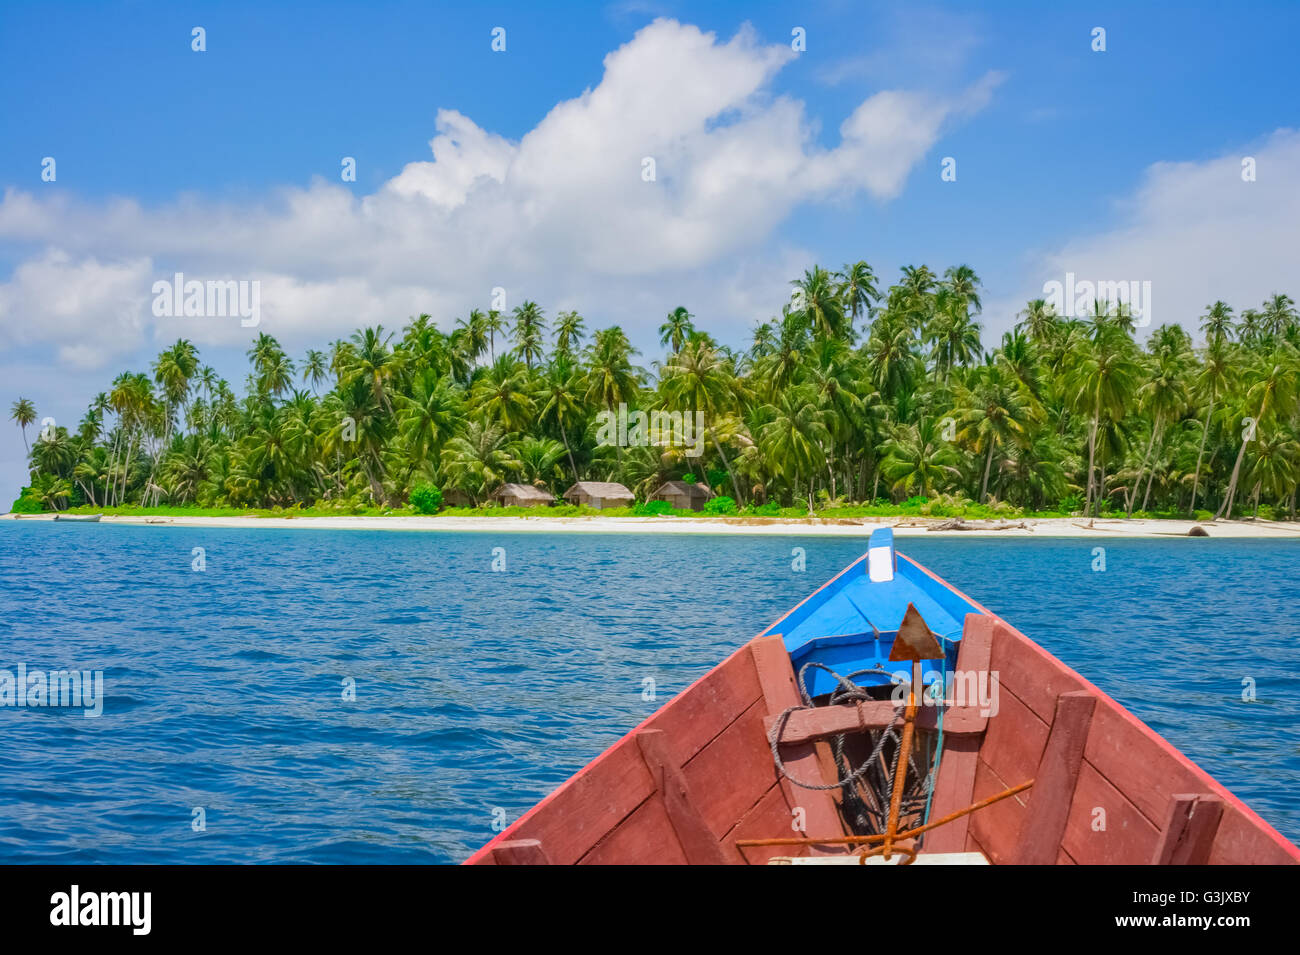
441 488 474 508
494 483 556 507
650 480 715 512
563 481 635 509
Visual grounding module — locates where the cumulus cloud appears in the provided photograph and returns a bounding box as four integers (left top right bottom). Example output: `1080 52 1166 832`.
987 129 1300 337
0 18 996 368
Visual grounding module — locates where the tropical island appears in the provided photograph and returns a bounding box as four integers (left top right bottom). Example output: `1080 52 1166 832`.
8 263 1300 533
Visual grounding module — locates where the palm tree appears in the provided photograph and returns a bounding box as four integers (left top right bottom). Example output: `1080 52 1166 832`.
397 369 462 466
301 349 329 392
1066 325 1142 516
29 473 72 511
879 417 961 498
10 397 36 457
659 337 746 501
484 309 507 364
1200 301 1235 346
864 311 920 401
1261 293 1297 338
346 326 399 411
1217 350 1299 518
792 266 848 341
512 301 547 370
836 261 879 326
941 264 982 315
1016 299 1059 346
953 365 1035 502
514 436 565 487
248 333 293 398
659 307 695 354
758 385 830 509
584 326 640 413
1128 350 1187 516
456 309 490 366
928 293 983 383
472 356 536 433
554 310 587 361
1189 337 1232 516
1243 430 1299 518
537 358 584 479
441 421 521 504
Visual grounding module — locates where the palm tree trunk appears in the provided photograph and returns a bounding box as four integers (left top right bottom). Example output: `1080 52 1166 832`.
119 432 136 505
1085 403 1100 517
1216 431 1251 519
1189 399 1214 516
1128 419 1160 518
709 430 744 503
1140 434 1160 512
559 428 579 482
979 440 994 503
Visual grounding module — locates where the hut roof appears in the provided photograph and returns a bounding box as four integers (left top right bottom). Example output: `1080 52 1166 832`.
496 483 556 501
564 481 634 500
653 480 714 500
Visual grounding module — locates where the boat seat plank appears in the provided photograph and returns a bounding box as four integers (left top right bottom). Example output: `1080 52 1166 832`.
1153 794 1224 865
1014 690 1096 864
764 701 986 743
636 729 739 864
924 615 995 854
491 840 551 865
749 635 846 848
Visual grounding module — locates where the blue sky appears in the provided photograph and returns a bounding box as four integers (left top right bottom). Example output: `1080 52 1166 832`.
3 0 1299 502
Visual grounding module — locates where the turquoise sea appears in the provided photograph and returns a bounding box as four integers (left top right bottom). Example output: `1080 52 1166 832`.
0 523 1296 862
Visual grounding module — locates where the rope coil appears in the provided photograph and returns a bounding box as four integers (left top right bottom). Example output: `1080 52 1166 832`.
767 661 933 834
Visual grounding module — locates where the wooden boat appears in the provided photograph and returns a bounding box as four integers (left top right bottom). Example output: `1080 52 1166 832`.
467 528 1300 865
52 513 102 522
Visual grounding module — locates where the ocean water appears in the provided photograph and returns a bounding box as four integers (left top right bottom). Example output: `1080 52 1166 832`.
0 523 1296 863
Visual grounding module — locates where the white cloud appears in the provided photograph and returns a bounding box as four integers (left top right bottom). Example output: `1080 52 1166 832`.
0 250 152 368
986 129 1300 339
0 18 995 368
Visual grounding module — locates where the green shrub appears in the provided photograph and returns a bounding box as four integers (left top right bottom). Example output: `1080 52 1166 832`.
409 482 443 514
9 490 43 513
703 495 737 515
681 472 696 484
744 501 783 517
632 499 674 516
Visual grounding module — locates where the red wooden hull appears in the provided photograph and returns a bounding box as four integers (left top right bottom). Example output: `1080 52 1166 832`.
466 554 1300 865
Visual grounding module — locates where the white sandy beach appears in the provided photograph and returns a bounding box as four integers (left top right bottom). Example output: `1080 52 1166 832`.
6 512 1300 538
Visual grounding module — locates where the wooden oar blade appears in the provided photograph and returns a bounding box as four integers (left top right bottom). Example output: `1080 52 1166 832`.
888 603 945 661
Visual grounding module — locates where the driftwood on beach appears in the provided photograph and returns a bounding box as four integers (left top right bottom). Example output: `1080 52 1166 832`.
928 518 1029 532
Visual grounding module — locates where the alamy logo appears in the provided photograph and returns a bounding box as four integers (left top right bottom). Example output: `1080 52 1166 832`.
595 403 705 457
50 885 151 935
890 668 1000 718
0 663 103 717
1042 272 1152 327
152 272 260 327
